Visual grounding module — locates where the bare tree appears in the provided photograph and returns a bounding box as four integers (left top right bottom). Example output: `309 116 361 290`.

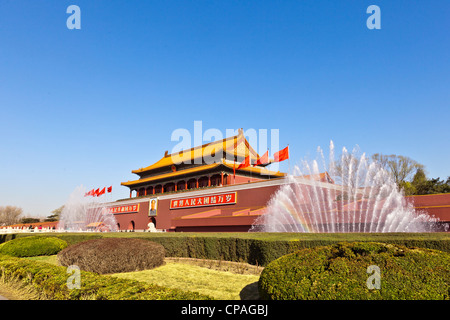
371 153 390 171
334 150 391 195
372 154 424 186
0 206 23 226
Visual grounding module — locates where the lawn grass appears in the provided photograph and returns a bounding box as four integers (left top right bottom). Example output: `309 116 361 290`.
165 257 264 275
112 261 260 300
26 255 59 265
24 255 260 300
0 274 41 300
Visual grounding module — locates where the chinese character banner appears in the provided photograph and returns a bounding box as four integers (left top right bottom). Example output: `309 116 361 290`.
170 192 237 209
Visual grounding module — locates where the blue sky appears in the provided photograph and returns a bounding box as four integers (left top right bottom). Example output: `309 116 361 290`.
0 1 449 218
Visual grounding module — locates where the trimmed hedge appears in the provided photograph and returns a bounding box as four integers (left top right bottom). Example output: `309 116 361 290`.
0 236 68 257
2 233 450 267
0 254 211 300
258 242 450 300
103 233 450 266
57 238 165 274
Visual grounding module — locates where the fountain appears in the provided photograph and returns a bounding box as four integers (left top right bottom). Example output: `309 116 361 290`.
252 141 439 233
58 185 118 232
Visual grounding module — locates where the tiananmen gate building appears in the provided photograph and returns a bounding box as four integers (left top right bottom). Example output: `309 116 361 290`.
103 129 450 232
111 129 288 231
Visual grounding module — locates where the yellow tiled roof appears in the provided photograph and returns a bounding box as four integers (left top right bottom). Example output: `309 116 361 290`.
131 129 259 174
221 160 285 177
122 163 221 186
121 160 285 187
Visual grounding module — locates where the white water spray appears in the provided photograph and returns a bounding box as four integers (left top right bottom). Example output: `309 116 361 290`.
252 141 439 233
58 185 118 232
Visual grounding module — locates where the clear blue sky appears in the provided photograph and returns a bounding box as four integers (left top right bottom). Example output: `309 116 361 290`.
0 1 449 218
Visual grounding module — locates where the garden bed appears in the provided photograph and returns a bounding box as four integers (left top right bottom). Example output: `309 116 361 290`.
2 232 450 266
0 254 211 300
1 232 450 300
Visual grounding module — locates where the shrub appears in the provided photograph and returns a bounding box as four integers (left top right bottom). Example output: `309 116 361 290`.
41 234 103 246
0 254 211 300
4 233 450 267
57 238 165 274
0 236 68 257
103 233 450 267
258 242 450 300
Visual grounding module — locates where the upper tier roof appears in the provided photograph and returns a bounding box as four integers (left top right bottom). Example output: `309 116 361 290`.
131 128 260 175
121 160 285 187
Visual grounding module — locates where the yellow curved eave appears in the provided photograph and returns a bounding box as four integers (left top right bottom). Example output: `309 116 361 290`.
122 163 221 186
122 162 285 187
131 131 260 174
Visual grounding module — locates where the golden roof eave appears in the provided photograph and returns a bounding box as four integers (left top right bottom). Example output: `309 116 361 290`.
122 160 285 188
122 163 221 187
221 160 286 177
131 129 260 174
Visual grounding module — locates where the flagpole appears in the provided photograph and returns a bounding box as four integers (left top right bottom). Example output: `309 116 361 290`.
288 144 291 174
233 157 236 185
248 152 251 182
233 140 237 185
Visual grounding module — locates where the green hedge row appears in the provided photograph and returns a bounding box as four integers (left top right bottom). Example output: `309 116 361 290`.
0 254 211 300
2 233 450 267
0 233 102 247
259 242 450 300
104 233 450 266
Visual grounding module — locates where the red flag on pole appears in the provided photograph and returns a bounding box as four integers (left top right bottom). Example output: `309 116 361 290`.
237 155 250 170
94 188 100 197
107 186 112 193
273 146 289 162
98 187 106 197
253 150 269 166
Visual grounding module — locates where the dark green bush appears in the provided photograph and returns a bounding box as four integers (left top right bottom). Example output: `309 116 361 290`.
57 238 165 274
41 234 103 246
0 236 68 257
123 234 450 267
0 254 210 300
3 233 450 267
258 242 450 300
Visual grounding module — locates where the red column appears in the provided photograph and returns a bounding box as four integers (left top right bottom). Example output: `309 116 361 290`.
208 176 211 187
196 179 199 189
175 183 177 191
130 190 132 198
185 181 188 190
